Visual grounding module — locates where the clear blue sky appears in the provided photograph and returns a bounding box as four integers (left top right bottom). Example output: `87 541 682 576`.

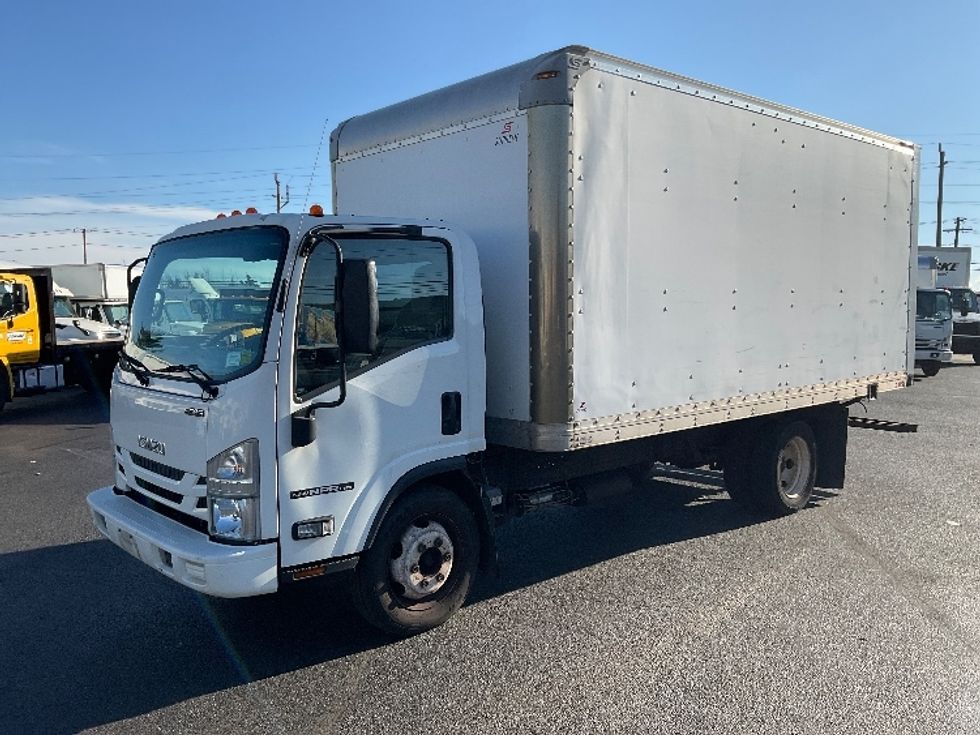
2 0 978 286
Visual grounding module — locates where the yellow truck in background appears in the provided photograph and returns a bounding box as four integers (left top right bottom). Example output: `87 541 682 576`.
1 267 123 411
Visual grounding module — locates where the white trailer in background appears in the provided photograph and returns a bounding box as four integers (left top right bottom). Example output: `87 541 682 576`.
88 46 918 635
50 263 138 334
918 246 980 362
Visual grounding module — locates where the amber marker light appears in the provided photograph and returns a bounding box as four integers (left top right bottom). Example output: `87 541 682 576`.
309 204 324 216
245 207 258 215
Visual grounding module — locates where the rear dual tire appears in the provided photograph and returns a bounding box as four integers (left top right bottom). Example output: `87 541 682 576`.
724 420 817 516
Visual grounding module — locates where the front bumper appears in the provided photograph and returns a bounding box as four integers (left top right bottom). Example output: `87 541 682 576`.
915 348 954 364
87 486 278 598
952 334 980 355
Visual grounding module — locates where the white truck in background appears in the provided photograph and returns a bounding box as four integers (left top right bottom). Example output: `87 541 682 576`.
914 255 953 376
50 263 139 335
87 46 917 634
918 246 980 363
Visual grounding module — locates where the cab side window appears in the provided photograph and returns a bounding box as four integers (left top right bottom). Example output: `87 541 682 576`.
353 238 451 359
293 237 451 400
294 246 340 398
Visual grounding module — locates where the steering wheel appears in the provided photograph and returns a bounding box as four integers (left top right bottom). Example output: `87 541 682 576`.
204 325 263 349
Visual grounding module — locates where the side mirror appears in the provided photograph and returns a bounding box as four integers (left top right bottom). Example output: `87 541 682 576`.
342 258 379 354
12 283 28 314
290 249 379 448
129 276 142 309
292 413 317 447
127 257 147 309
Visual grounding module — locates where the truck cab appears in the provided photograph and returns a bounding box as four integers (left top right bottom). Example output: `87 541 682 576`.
948 287 980 363
914 288 953 375
88 214 486 618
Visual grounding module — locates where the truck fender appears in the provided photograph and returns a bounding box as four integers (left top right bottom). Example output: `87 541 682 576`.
363 457 498 573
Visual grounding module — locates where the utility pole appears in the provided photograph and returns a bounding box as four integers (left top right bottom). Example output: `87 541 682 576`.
73 227 88 263
274 173 290 213
935 143 947 246
943 217 974 247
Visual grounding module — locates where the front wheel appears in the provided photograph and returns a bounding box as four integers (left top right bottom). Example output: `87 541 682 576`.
921 361 941 377
352 485 479 636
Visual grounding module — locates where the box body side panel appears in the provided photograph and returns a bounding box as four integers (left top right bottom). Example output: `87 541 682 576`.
570 68 915 424
334 113 533 423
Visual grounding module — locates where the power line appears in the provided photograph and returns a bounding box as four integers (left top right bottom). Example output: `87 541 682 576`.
11 165 312 182
0 144 317 159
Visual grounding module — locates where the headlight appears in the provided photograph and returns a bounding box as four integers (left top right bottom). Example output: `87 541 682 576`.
207 439 260 542
210 497 260 541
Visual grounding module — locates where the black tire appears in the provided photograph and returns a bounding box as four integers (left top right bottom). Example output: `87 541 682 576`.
921 361 941 377
725 420 817 516
973 352 980 366
0 370 10 412
352 484 479 636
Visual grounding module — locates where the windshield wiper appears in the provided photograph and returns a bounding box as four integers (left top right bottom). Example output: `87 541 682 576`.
118 350 152 386
156 363 219 399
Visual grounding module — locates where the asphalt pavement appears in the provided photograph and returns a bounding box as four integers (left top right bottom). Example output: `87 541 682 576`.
0 361 978 735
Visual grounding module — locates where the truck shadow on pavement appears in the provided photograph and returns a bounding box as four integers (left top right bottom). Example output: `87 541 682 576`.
0 472 836 734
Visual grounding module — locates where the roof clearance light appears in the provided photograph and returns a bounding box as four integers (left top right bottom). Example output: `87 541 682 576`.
534 70 560 80
309 204 324 217
231 209 242 216
216 213 227 219
245 207 258 215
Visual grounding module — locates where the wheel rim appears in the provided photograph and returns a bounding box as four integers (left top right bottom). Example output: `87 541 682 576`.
388 518 455 601
777 436 812 502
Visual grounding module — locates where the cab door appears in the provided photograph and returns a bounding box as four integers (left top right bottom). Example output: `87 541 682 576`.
1 277 40 366
275 230 482 570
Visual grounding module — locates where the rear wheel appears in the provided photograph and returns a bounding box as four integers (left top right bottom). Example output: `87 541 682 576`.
352 485 479 636
725 420 817 516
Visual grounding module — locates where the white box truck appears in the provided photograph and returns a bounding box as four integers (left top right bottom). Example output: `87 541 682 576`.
50 263 137 335
87 46 917 634
914 255 953 375
917 246 979 362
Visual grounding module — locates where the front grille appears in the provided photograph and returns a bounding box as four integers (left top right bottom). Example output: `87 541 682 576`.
916 339 943 349
130 452 185 481
124 488 209 534
135 476 184 505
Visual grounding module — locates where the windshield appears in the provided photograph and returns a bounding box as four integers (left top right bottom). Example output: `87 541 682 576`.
103 303 130 324
949 288 979 314
53 296 77 318
916 290 952 321
127 226 287 383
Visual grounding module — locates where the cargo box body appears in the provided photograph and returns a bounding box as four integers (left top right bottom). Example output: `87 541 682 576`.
332 46 917 452
50 263 130 301
916 246 971 290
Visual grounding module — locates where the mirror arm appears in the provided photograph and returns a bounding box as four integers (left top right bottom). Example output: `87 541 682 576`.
292 235 349 448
